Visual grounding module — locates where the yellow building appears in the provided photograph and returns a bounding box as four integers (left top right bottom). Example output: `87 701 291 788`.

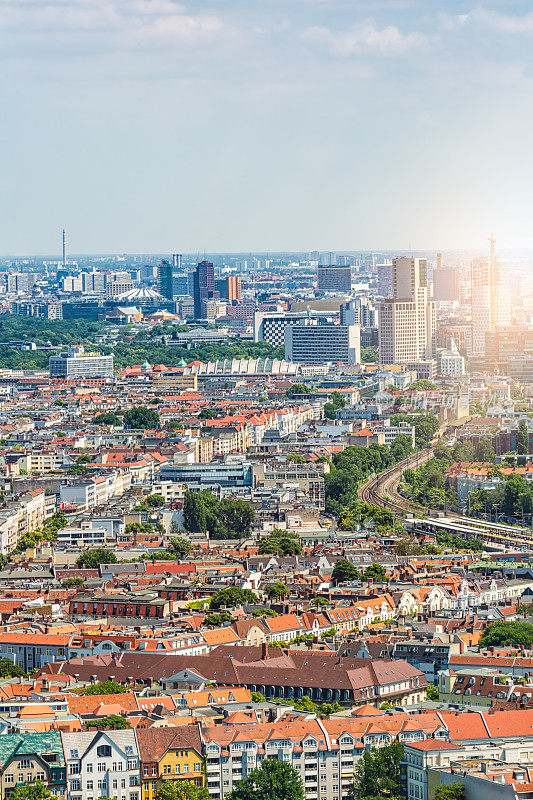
137 726 205 800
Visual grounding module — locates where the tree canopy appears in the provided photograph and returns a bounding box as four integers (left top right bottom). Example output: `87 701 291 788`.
258 529 302 556
154 781 210 800
10 781 55 800
479 621 533 649
80 680 127 695
434 783 466 800
227 758 304 800
332 559 360 584
183 490 255 539
85 714 131 729
76 548 118 569
347 742 404 800
122 405 160 429
209 587 259 610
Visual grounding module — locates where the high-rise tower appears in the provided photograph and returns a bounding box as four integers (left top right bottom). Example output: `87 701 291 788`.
378 257 436 365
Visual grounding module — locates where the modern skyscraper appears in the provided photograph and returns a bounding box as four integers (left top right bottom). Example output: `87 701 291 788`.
158 259 173 300
225 276 241 302
317 265 351 294
193 260 214 318
378 257 436 365
471 235 511 356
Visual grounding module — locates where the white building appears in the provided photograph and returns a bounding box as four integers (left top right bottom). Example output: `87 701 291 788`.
62 730 140 800
285 321 360 365
49 346 114 379
439 339 465 376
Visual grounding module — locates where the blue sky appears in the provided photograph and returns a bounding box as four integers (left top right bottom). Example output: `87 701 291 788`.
1 0 533 255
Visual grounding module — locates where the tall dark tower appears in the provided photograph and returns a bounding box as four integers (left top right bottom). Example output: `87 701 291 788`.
62 229 66 267
158 259 173 300
193 260 214 318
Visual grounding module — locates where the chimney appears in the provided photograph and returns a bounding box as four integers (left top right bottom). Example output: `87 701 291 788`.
261 642 268 660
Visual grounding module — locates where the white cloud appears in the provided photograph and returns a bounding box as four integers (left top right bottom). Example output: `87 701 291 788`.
450 7 533 35
301 20 425 56
0 0 240 48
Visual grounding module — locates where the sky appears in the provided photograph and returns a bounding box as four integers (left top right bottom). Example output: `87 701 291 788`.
1 0 533 255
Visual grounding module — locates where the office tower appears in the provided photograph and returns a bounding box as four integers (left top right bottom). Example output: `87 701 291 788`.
172 254 182 270
378 257 436 365
254 310 309 347
193 260 214 318
62 229 66 267
225 276 241 302
433 265 459 302
105 272 134 298
158 259 173 300
285 320 360 365
377 262 393 297
341 298 378 328
172 272 190 297
471 235 511 356
317 265 352 294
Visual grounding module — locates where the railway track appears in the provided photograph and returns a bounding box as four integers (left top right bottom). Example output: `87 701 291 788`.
359 444 450 519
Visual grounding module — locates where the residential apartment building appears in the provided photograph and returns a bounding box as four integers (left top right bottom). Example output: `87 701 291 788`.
0 732 66 800
62 731 140 800
137 727 204 800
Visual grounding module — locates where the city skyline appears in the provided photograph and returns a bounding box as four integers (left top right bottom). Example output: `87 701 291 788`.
2 0 533 254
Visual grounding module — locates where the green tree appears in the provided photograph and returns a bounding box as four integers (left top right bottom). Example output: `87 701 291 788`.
93 412 123 426
154 781 210 800
85 714 131 729
10 781 54 800
203 612 232 627
285 384 315 397
479 621 533 649
168 537 193 559
390 411 439 448
218 498 256 539
76 548 118 569
361 346 378 363
474 436 496 462
517 420 529 455
80 680 127 695
426 685 439 701
145 493 166 507
227 758 304 800
258 529 302 556
209 587 259 610
62 577 85 588
122 406 160 429
251 691 266 703
434 783 466 800
183 490 208 533
348 742 404 800
363 564 388 582
199 408 218 419
0 657 25 678
390 434 413 462
264 581 288 599
332 559 360 584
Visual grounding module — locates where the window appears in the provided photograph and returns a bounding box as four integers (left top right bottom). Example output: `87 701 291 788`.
152 782 157 791
98 764 106 773
4 775 13 785
70 781 81 792
128 761 137 771
18 775 24 784
151 767 157 776
163 766 171 775
113 780 118 790
143 767 149 777
87 782 93 790
19 760 31 769
97 746 112 758
69 764 80 775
